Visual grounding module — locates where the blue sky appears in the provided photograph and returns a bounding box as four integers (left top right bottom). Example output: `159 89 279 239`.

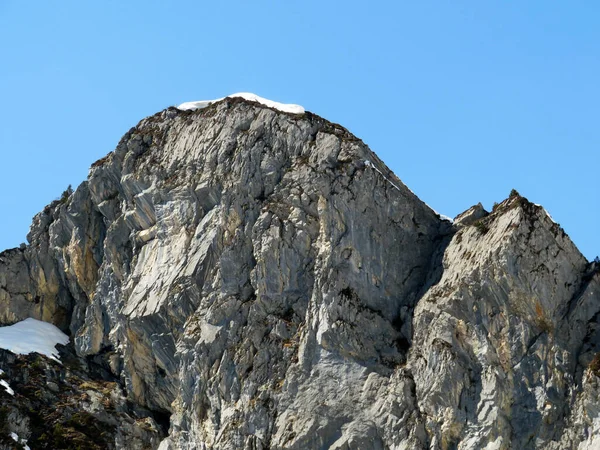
0 2 598 259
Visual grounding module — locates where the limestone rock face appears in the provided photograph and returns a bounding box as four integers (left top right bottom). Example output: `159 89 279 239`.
0 97 598 449
411 196 593 449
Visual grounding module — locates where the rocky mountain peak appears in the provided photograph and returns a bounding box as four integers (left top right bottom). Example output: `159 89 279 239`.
0 95 598 449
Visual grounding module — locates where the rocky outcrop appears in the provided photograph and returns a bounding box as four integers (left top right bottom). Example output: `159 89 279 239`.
0 96 598 449
0 347 163 449
411 195 593 449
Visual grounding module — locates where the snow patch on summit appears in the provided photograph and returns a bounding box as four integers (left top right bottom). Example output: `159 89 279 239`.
177 92 305 114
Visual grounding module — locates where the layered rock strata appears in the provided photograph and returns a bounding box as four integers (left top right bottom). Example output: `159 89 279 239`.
0 96 598 449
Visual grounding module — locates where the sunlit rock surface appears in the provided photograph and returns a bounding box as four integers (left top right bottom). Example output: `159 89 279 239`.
0 96 598 449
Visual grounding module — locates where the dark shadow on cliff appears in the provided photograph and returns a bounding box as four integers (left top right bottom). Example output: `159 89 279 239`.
391 220 457 353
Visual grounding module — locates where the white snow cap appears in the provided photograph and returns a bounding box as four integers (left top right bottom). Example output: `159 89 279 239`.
0 318 69 362
177 92 305 114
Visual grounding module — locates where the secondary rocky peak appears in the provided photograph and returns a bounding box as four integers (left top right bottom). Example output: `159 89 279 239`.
454 202 488 226
0 96 597 449
410 190 593 448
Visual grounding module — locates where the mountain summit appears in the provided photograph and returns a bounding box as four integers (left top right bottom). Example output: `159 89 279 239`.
0 94 598 449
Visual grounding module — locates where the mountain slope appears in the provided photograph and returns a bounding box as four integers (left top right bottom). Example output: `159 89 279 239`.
0 96 598 449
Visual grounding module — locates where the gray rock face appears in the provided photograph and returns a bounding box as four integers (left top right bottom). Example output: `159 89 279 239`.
0 96 598 449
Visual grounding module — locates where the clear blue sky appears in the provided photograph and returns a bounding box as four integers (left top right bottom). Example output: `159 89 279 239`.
0 2 598 260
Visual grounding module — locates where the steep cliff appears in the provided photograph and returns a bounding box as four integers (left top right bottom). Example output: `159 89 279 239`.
0 95 598 449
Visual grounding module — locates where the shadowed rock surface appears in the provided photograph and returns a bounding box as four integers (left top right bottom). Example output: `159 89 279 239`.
0 97 598 449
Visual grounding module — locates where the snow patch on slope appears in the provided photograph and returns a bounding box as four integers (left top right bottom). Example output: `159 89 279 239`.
0 369 14 396
534 203 558 225
178 92 305 114
10 432 30 450
364 159 453 222
1 380 14 395
364 159 402 192
0 318 69 362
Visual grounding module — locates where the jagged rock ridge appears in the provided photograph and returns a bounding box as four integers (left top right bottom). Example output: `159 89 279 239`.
0 96 598 449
